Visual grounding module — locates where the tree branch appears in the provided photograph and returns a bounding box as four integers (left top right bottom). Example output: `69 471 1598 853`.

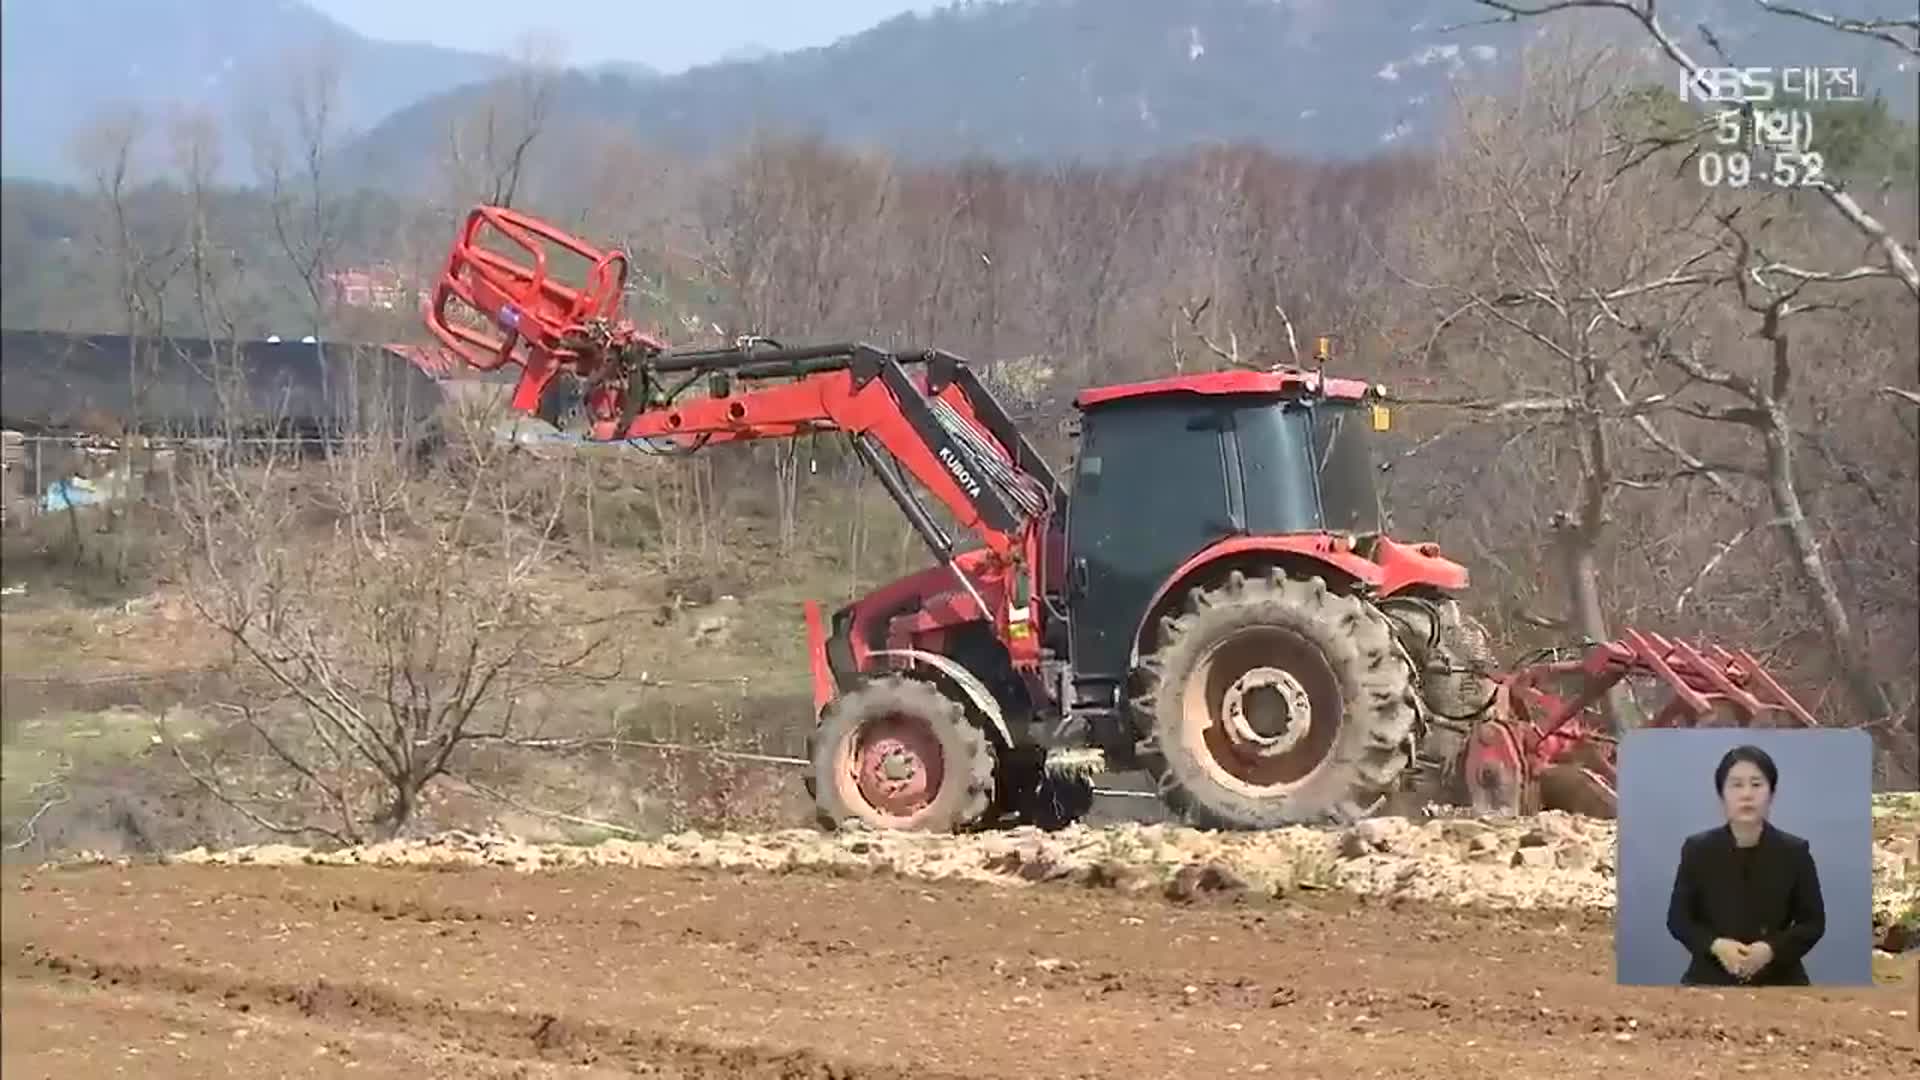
158 710 356 847
1272 301 1303 366
4 789 68 852
1748 1 1920 56
1469 0 1920 298
1676 523 1756 614
1178 297 1263 370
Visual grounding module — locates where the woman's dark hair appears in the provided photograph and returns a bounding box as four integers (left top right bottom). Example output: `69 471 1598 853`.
1714 744 1779 794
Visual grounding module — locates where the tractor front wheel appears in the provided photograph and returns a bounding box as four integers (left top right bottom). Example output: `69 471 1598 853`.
1134 570 1418 830
807 676 997 833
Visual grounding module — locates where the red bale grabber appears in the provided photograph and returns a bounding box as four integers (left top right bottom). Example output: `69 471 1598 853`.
1460 628 1820 819
426 206 668 421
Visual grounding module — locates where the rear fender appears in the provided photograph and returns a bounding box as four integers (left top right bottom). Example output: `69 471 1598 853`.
1128 535 1392 667
868 647 1014 749
1368 536 1470 597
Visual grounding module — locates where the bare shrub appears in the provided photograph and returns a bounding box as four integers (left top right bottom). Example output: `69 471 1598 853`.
160 351 625 844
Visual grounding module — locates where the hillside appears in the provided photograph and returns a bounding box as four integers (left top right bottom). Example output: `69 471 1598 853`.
0 177 440 340
0 0 516 185
343 0 1517 187
340 0 1915 192
5 1 1910 192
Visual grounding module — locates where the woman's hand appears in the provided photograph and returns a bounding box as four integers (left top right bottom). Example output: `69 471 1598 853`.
1735 941 1774 980
1710 937 1751 974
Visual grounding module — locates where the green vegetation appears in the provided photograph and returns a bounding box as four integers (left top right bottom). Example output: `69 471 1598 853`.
0 177 732 341
1612 81 1918 190
1798 95 1918 188
1 706 206 837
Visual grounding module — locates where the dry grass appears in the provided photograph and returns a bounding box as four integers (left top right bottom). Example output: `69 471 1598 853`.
0 444 848 856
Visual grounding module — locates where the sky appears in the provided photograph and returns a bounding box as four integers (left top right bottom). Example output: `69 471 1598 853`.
309 0 948 73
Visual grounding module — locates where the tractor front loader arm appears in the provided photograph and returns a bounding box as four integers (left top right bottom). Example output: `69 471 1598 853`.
601 346 1037 558
422 205 1058 648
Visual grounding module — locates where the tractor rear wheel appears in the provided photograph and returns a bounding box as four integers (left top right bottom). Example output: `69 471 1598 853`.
806 675 996 833
1133 570 1418 830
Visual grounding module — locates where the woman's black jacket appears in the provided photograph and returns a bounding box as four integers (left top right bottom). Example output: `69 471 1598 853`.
1666 822 1825 986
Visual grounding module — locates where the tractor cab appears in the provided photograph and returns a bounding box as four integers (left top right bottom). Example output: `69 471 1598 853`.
1062 367 1392 682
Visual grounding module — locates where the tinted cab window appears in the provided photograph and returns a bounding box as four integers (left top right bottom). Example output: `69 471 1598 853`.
1066 400 1233 679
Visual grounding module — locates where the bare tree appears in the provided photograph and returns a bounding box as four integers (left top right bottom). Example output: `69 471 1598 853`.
166 105 239 346
694 135 896 555
1036 166 1152 385
67 104 180 340
244 42 350 337
1463 0 1919 297
1455 3 1916 765
443 31 566 211
163 375 623 844
65 104 186 583
949 158 1017 357
1392 44 1729 728
1393 27 1914 768
1602 212 1911 765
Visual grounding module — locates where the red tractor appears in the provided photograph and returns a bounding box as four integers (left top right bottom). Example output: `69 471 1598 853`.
423 206 1819 832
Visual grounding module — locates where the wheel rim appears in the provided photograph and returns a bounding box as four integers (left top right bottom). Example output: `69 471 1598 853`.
1220 666 1315 757
1179 626 1343 795
839 711 947 821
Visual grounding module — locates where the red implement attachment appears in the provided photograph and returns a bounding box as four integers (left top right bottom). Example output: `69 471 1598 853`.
1460 628 1818 818
425 206 664 414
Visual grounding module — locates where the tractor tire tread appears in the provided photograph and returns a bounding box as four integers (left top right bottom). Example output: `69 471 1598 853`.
807 675 996 833
1132 570 1418 830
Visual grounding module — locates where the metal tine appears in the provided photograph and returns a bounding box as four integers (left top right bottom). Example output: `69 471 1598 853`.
1667 638 1765 716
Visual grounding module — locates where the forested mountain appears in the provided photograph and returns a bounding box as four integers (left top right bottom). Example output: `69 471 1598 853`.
0 0 518 184
7 1 1908 192
340 0 1913 193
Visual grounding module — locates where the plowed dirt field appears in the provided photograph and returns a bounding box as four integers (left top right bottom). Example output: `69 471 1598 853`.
4 860 1915 1079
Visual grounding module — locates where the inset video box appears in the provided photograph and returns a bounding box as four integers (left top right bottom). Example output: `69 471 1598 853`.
1613 728 1873 988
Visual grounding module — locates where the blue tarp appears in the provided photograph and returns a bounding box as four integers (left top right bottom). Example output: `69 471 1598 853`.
40 477 110 512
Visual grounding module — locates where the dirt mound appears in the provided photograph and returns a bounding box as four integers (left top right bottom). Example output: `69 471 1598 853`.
1873 793 1920 950
156 811 1607 910
136 795 1918 940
